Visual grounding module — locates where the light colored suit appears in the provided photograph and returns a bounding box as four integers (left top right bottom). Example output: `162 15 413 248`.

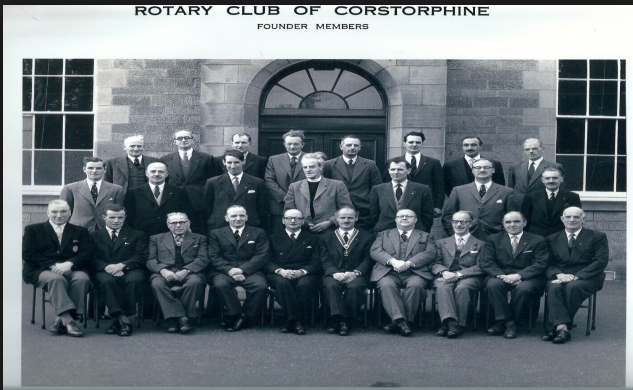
60 180 125 232
264 153 306 216
508 159 563 205
283 177 353 227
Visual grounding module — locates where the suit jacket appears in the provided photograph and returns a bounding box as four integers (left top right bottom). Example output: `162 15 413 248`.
284 177 353 227
90 226 148 273
202 173 269 232
160 150 216 212
443 156 505 197
214 153 268 180
521 189 582 237
479 231 549 280
508 159 564 205
369 181 434 233
431 235 486 278
442 182 519 236
22 222 93 285
124 183 195 237
384 155 445 209
264 153 306 215
104 155 160 192
146 232 209 274
60 180 125 232
545 228 609 282
207 226 269 277
266 231 321 275
370 228 436 282
319 229 374 277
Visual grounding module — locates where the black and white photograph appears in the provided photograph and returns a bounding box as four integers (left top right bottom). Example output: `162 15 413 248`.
4 5 631 390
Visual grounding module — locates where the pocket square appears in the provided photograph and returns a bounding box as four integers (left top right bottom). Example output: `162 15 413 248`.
73 239 79 243
524 250 533 253
248 240 256 244
307 246 312 249
109 198 113 200
496 199 503 203
124 242 130 245
193 245 198 247
247 190 256 194
469 250 479 253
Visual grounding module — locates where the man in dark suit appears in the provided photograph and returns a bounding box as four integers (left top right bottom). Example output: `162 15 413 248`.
320 206 374 336
124 162 195 237
508 138 565 206
90 204 147 337
370 209 436 337
431 210 486 338
384 131 444 217
521 167 581 237
543 207 609 344
22 199 93 337
207 205 270 332
213 133 268 179
442 158 519 239
369 157 434 234
443 136 505 197
147 212 209 334
323 135 382 231
266 209 321 335
479 211 548 339
203 149 268 234
104 135 160 193
60 157 125 232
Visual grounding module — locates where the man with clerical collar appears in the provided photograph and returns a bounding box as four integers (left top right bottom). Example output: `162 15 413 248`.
104 135 160 192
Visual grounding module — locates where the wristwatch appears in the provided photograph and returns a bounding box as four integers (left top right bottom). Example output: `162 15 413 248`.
353 270 362 276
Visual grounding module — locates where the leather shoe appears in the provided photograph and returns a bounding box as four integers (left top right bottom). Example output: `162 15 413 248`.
65 321 84 337
487 322 506 336
166 318 179 333
106 320 121 335
49 317 66 335
338 322 349 336
503 323 517 339
294 322 306 335
397 321 412 337
233 314 249 331
436 325 448 337
118 322 132 337
447 321 463 338
383 322 399 334
280 322 295 333
553 328 571 344
542 330 556 342
179 317 195 334
327 322 340 334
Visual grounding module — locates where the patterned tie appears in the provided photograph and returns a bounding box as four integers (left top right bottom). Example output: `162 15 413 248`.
111 229 118 242
232 176 240 192
343 232 349 244
153 185 161 199
410 155 417 172
568 233 576 251
395 184 403 201
183 152 189 163
290 156 297 176
479 184 487 198
456 237 465 251
133 158 140 167
511 235 519 254
528 162 536 182
348 159 354 166
174 235 183 247
290 232 296 241
234 229 241 242
400 232 408 242
91 182 98 203
549 192 556 202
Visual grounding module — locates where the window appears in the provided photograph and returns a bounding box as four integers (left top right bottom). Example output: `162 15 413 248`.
556 60 626 195
22 59 95 190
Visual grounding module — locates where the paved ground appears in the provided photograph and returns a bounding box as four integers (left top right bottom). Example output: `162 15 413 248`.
18 280 626 389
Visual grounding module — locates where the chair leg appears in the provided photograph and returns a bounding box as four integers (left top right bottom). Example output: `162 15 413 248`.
31 285 36 325
527 297 533 334
591 293 597 331
543 291 549 330
586 294 593 336
41 289 47 330
83 292 89 329
94 292 100 328
430 290 436 329
471 291 479 331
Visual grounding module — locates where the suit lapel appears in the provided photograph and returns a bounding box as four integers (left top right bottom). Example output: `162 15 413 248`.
460 236 478 258
529 163 546 187
169 153 186 181
286 233 303 259
400 183 417 208
513 235 529 258
44 223 61 248
115 159 128 178
141 184 157 203
220 175 236 198
406 230 422 258
571 229 589 260
314 178 327 200
553 191 569 215
223 228 239 247
160 185 176 206
388 230 400 255
162 233 176 257
535 190 548 215
79 182 94 204
59 225 73 250
187 150 201 181
234 175 249 200
458 158 471 184
237 227 252 250
481 184 498 205
383 184 398 212
180 233 194 254
350 157 366 183
468 183 482 202
112 227 127 251
517 161 529 188
333 157 350 183
95 182 110 205
299 180 311 203
442 239 456 259
555 231 571 260
242 154 255 173
501 234 514 259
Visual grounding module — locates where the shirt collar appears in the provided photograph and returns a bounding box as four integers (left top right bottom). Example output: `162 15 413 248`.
566 229 582 239
179 149 193 158
86 179 103 188
338 228 356 236
233 226 245 235
49 221 66 231
106 226 118 235
455 233 471 244
465 154 481 163
398 229 412 236
405 152 421 161
528 157 544 169
392 179 408 188
474 180 492 189
149 182 165 190
127 155 143 163
285 229 301 238
508 232 524 242
307 176 322 183
288 152 301 160
546 189 560 197
343 156 358 164
230 172 244 181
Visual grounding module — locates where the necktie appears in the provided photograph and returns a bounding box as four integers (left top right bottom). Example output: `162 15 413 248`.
410 155 417 172
91 182 98 203
234 230 241 242
154 185 161 199
511 235 518 254
395 184 403 201
343 232 349 244
456 237 465 251
400 232 408 242
133 158 140 167
528 162 536 182
111 229 118 242
175 235 183 247
549 192 556 202
348 159 354 166
183 152 189 162
568 233 576 251
479 184 487 198
290 233 296 241
232 176 240 192
290 156 297 175
55 225 63 245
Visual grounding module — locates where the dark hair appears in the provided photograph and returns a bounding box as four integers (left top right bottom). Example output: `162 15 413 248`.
282 130 305 142
387 156 411 170
340 135 361 144
232 133 252 142
403 131 425 143
461 136 483 146
82 156 105 167
223 149 245 161
102 204 126 215
542 166 563 177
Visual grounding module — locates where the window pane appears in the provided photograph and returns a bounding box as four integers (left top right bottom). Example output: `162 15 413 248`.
23 151 32 185
559 60 586 79
334 71 372 97
589 81 617 116
23 115 33 149
556 118 585 154
590 60 618 79
300 92 347 109
556 156 584 191
277 70 313 97
620 81 626 116
618 120 626 155
34 114 63 149
264 85 301 109
22 77 32 111
64 77 93 111
66 115 94 149
586 156 615 191
621 60 626 79
33 151 62 185
34 59 63 75
34 77 62 111
65 151 94 184
558 80 586 115
66 59 94 75
23 59 32 75
587 119 615 154
347 87 384 109
308 69 339 91
616 157 626 192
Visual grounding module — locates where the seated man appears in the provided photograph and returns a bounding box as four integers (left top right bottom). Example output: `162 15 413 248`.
479 211 548 339
319 206 374 336
207 205 269 332
266 209 321 335
543 207 609 344
431 210 486 339
90 204 148 337
22 199 93 337
370 209 436 337
147 212 209 334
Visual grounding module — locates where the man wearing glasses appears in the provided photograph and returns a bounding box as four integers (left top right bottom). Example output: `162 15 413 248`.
147 212 209 334
442 158 518 240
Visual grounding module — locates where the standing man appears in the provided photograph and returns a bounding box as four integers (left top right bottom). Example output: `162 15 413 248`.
543 207 609 344
384 131 444 218
266 209 321 335
284 153 353 234
479 211 549 339
521 167 581 237
207 206 270 332
370 209 436 337
443 136 505 197
90 204 147 337
369 157 434 234
319 206 374 336
508 138 564 205
60 157 125 232
104 135 160 192
323 135 382 231
202 149 268 233
22 199 93 337
431 210 486 338
214 132 268 179
147 212 209 334
442 158 519 240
